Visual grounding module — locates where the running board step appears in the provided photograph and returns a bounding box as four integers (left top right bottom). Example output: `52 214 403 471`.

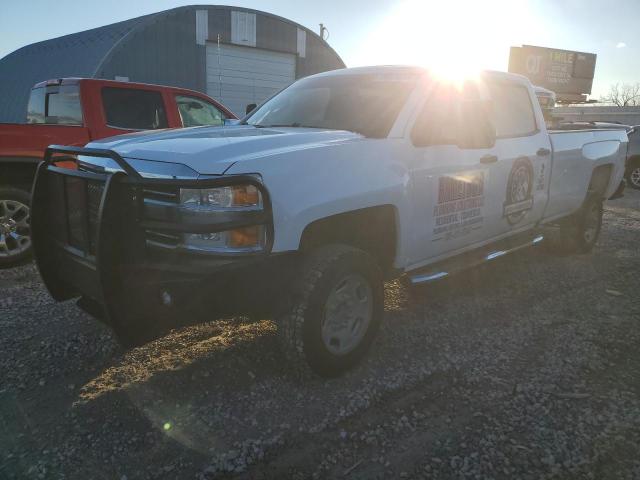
409 232 544 285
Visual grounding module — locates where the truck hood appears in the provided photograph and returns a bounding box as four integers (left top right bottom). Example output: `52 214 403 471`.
86 125 363 175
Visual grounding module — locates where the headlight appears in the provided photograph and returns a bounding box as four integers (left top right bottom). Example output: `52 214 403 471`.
180 184 262 210
183 225 266 253
178 184 266 253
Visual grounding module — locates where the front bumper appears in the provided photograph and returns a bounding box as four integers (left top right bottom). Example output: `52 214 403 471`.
32 146 277 318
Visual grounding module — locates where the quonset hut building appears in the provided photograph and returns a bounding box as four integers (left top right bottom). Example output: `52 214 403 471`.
0 5 345 121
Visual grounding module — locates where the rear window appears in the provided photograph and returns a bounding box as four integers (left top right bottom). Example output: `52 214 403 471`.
487 82 537 137
26 85 83 125
101 87 168 130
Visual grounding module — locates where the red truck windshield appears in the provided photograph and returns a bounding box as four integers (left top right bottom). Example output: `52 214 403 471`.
26 85 83 125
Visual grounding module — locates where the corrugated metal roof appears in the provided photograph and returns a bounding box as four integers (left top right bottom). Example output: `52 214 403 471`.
0 16 148 123
0 5 344 124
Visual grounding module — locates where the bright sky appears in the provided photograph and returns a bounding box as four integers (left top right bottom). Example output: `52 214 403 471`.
2 0 639 98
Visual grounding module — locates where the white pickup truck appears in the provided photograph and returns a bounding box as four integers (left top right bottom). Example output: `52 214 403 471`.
31 66 628 377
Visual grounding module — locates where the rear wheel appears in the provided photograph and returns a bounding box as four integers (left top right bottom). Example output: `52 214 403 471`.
575 195 603 253
277 245 383 378
545 195 603 254
0 187 32 268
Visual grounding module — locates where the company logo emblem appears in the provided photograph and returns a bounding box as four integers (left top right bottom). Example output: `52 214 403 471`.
504 158 534 225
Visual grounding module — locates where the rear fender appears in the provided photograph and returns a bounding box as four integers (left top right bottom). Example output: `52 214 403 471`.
582 140 626 199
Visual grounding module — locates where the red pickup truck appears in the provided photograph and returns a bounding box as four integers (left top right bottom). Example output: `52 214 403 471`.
0 78 236 267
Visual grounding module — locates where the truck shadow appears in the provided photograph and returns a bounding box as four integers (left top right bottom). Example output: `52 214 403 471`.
65 239 622 473
77 243 589 403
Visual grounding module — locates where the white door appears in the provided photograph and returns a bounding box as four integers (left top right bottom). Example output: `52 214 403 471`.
406 82 500 267
206 43 296 116
484 79 551 237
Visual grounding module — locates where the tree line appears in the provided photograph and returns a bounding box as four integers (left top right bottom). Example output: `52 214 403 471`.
600 83 640 107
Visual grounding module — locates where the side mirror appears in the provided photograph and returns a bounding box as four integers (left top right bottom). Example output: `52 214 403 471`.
245 103 257 115
457 100 496 149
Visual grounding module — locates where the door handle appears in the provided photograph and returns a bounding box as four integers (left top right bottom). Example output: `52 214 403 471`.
537 147 551 156
480 154 498 164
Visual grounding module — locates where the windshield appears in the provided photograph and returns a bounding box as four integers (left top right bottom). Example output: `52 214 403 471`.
245 73 417 138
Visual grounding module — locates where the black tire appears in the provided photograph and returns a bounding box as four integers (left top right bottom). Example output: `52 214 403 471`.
276 244 383 378
0 186 33 269
574 195 603 253
626 160 640 190
545 195 603 254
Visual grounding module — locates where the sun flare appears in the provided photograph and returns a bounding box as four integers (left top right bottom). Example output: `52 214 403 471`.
356 0 539 83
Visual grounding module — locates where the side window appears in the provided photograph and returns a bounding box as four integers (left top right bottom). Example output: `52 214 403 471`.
102 87 168 130
487 82 537 137
411 85 461 147
26 87 45 124
26 85 82 125
412 82 495 149
176 95 226 127
46 85 83 125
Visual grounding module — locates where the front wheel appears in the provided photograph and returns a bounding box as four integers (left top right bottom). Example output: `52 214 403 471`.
0 187 32 269
277 245 383 378
627 161 640 190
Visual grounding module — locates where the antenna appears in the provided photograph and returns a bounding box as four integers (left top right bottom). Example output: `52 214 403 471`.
319 23 329 41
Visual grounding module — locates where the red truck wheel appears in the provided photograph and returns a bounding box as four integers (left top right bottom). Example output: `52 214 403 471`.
0 187 32 268
627 159 640 190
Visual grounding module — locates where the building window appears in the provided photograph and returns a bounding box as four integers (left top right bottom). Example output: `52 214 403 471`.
195 10 208 46
101 87 168 130
297 28 306 58
231 11 256 47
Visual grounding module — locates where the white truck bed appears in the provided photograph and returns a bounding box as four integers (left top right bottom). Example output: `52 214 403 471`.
544 128 627 221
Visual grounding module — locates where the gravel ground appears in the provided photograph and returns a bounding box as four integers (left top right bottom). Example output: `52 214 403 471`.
1 190 639 480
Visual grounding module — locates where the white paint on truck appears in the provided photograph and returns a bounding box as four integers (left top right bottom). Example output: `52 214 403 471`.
86 66 627 272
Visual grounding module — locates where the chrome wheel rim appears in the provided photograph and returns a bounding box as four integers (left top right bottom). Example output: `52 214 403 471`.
583 203 600 244
0 199 31 259
630 167 640 187
322 273 373 356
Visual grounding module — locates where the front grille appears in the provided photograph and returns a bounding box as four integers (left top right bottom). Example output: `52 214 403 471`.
143 186 179 204
87 181 105 253
47 172 105 256
142 187 181 249
77 162 105 175
145 229 181 248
